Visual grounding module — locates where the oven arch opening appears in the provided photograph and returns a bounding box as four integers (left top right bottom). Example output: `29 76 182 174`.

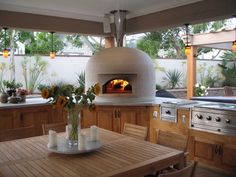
103 78 132 94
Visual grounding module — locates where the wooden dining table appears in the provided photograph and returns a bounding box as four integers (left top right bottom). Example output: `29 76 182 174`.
0 128 184 177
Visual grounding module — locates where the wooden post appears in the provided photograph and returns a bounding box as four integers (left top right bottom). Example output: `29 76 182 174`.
104 37 115 48
187 46 197 100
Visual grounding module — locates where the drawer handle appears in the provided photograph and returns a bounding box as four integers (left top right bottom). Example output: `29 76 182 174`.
117 111 121 118
215 145 218 154
165 110 171 115
114 110 117 118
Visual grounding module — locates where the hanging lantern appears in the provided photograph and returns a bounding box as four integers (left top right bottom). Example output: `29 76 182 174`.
50 32 55 59
233 41 236 52
2 28 9 58
184 24 191 56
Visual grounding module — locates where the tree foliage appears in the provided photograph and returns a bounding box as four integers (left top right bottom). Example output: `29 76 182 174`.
136 20 226 59
0 30 65 55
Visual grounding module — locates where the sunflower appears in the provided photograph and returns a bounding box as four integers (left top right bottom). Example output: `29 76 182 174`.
41 88 50 99
93 83 101 95
56 96 68 108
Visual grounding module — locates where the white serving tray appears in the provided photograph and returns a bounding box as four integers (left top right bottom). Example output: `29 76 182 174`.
48 138 102 154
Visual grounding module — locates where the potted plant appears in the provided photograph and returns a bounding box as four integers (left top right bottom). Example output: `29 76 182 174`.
17 88 28 102
3 80 23 96
0 87 8 103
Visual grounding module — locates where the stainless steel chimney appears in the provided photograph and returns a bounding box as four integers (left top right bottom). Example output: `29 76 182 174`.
111 10 128 47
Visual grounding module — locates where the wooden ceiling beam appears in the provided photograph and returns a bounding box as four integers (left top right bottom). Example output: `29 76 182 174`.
126 0 236 34
0 0 235 35
0 10 105 36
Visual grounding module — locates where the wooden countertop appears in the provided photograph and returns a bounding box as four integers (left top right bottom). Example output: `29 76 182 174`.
0 128 184 177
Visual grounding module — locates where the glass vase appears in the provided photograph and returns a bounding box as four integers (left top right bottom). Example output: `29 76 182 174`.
67 108 81 146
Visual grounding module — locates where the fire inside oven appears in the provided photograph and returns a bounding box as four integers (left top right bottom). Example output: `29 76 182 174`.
103 78 132 94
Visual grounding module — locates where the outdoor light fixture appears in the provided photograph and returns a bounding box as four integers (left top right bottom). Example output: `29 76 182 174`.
50 32 55 59
2 27 8 58
232 15 236 52
184 24 191 55
233 40 236 52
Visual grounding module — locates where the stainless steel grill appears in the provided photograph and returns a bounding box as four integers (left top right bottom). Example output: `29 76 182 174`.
191 103 236 136
160 100 196 123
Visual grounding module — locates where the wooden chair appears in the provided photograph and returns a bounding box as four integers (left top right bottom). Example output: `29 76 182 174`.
42 122 67 135
156 129 189 170
224 86 234 96
158 161 197 177
156 129 189 152
122 123 148 141
0 126 35 142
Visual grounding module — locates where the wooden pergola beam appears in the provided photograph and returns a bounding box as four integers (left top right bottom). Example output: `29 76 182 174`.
191 30 235 46
187 46 197 100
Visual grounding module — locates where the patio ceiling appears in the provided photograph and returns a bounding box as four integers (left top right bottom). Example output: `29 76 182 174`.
0 0 236 35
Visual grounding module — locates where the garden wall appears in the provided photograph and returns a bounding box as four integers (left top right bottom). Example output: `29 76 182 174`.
0 56 224 93
154 58 223 88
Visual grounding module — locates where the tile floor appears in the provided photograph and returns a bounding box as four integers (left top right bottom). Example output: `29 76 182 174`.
195 166 234 177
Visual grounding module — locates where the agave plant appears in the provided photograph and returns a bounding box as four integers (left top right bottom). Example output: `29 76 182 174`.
163 69 183 89
76 71 85 91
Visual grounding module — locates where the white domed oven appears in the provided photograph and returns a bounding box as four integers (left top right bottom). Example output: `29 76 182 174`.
85 47 156 103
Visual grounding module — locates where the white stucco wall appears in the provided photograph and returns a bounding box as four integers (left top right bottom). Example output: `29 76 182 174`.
154 58 223 88
0 55 223 91
1 56 90 87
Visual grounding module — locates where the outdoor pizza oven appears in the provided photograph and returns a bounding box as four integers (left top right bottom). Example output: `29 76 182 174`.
85 47 155 103
85 10 155 103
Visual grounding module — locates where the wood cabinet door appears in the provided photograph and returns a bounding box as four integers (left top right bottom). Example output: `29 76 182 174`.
0 109 14 130
81 108 96 128
14 108 35 128
194 137 216 162
33 107 51 136
118 107 137 133
50 106 67 123
97 106 114 131
14 106 50 136
222 144 236 168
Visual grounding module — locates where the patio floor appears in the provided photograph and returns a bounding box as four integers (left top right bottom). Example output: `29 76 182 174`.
195 165 233 177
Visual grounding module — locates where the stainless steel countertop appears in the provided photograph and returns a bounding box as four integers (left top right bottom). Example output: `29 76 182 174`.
1 96 235 112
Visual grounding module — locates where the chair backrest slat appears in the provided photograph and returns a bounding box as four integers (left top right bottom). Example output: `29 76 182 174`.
42 122 67 135
156 129 188 152
123 123 148 141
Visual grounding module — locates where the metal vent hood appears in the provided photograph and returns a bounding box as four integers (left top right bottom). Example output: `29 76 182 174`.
111 10 127 47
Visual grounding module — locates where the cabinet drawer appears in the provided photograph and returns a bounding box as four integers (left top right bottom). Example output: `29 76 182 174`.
194 137 215 161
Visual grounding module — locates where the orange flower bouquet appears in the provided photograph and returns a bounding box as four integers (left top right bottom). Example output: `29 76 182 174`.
39 83 100 145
